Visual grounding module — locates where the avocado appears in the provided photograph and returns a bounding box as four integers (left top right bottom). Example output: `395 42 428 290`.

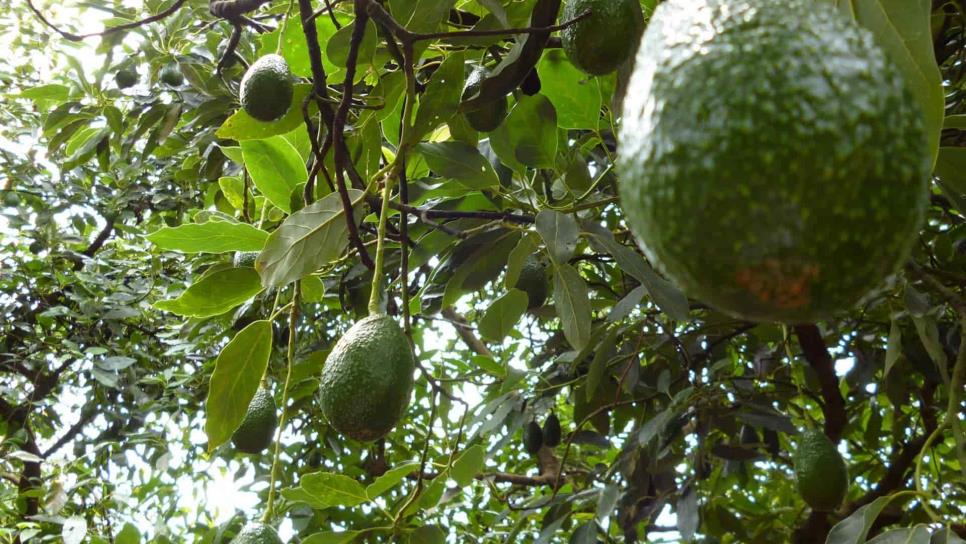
240 54 294 122
231 387 277 454
617 0 930 323
524 420 543 455
515 257 548 309
561 0 644 75
462 67 508 132
793 430 848 511
160 64 184 87
230 523 283 544
115 68 137 89
3 191 19 207
543 413 561 447
318 314 415 441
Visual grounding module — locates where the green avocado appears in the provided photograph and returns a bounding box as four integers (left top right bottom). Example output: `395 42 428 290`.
462 67 508 132
617 0 930 323
115 68 137 89
160 64 184 87
515 257 548 309
230 523 283 544
319 314 415 441
240 54 294 122
793 430 848 511
231 387 277 454
560 0 644 75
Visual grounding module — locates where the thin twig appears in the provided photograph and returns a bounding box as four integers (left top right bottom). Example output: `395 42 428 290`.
25 0 187 41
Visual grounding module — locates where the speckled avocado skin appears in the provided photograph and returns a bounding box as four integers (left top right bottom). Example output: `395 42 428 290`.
319 314 415 441
561 0 644 75
793 431 848 511
230 523 283 544
463 68 508 132
617 0 930 323
231 387 277 454
240 54 294 122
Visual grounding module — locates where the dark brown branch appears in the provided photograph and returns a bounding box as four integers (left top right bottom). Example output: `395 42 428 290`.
441 308 494 357
794 325 847 442
26 0 187 41
41 409 98 458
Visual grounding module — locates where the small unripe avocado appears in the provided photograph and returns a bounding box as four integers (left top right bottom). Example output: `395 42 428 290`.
515 257 548 309
160 64 184 87
240 54 295 122
793 430 848 511
3 192 19 206
115 68 138 89
561 0 644 75
230 522 283 544
231 387 277 454
462 67 508 132
543 413 561 447
319 314 415 441
523 420 543 455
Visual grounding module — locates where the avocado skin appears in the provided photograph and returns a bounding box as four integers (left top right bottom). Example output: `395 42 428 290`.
543 413 561 447
561 0 644 75
231 387 277 454
793 430 848 511
230 523 283 544
515 257 548 309
319 314 415 441
524 420 544 455
617 0 929 323
240 54 294 122
115 69 137 89
462 68 508 132
160 64 184 87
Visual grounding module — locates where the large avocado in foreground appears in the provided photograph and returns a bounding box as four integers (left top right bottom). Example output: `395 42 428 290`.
240 54 294 122
231 387 277 454
793 430 848 511
230 523 283 544
319 314 415 441
561 0 644 75
617 0 930 323
462 67 508 132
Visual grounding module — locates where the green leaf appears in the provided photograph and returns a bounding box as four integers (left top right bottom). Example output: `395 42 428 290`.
389 0 454 33
62 516 86 544
825 496 892 544
884 319 902 377
490 94 558 171
260 16 340 77
409 526 446 544
256 189 364 288
596 485 619 522
866 527 931 544
204 320 272 452
366 462 420 499
504 233 540 289
302 531 364 544
217 85 316 142
285 472 369 509
536 50 601 129
570 522 598 544
154 267 263 318
20 84 70 103
536 210 579 264
553 263 591 350
479 289 528 342
412 52 465 143
416 141 500 189
146 222 267 254
935 147 966 194
218 177 246 210
114 523 140 544
944 115 966 130
850 0 944 164
451 444 485 487
241 136 307 213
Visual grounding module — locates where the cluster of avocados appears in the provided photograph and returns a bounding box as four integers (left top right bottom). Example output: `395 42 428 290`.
616 0 930 323
523 413 562 455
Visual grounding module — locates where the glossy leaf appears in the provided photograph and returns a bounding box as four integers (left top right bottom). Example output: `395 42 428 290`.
283 472 369 509
553 263 591 350
241 136 307 213
825 496 892 544
536 210 579 264
366 462 420 498
490 94 558 171
154 267 263 317
536 50 601 129
416 141 500 189
451 444 485 487
412 52 464 143
146 221 268 253
217 85 317 141
204 320 272 452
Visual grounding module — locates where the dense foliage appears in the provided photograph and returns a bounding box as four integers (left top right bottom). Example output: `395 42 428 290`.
1 0 965 542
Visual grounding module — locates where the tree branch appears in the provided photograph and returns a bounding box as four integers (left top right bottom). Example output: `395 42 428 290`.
441 308 494 357
26 0 187 41
794 325 847 442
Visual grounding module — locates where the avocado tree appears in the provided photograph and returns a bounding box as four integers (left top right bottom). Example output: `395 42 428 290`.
1 0 965 542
